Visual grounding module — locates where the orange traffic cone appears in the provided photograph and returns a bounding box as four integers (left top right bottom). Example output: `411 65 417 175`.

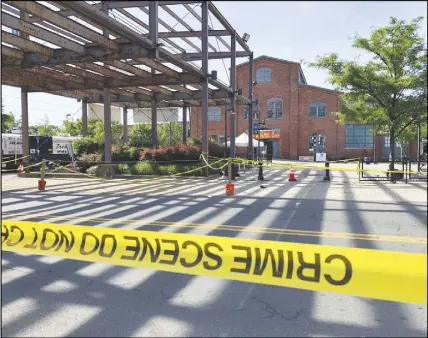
225 183 235 196
288 169 297 182
18 163 24 174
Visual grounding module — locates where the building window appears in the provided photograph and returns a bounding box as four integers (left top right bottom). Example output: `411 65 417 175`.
309 133 326 152
244 99 260 120
208 106 221 121
256 67 272 83
309 102 326 118
267 98 283 119
345 125 373 148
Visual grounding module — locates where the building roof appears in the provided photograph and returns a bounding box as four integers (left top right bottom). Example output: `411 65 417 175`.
237 55 342 95
237 55 301 68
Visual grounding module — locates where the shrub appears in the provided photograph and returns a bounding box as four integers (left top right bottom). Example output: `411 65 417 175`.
131 162 160 175
209 142 229 158
77 153 102 172
140 145 201 162
112 145 131 162
73 137 103 156
117 163 131 174
86 165 98 176
128 147 142 161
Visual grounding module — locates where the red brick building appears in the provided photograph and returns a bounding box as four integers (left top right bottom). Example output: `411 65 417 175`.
190 55 418 160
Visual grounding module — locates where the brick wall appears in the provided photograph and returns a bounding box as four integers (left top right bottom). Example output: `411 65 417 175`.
190 55 418 160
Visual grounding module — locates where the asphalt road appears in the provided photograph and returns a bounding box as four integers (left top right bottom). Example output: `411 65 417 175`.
2 167 427 337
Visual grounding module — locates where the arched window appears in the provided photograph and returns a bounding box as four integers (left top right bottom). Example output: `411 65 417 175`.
309 102 327 118
309 132 326 152
256 67 272 83
267 98 283 119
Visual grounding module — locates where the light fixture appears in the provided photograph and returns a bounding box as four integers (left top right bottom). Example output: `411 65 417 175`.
242 33 250 43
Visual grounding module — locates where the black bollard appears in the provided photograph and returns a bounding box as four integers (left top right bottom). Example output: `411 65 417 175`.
258 161 264 181
323 162 330 181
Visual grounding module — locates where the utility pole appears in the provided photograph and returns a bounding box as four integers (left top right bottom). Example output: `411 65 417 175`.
417 116 421 171
224 109 228 158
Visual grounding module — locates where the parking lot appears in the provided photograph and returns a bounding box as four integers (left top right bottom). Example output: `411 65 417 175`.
2 167 427 337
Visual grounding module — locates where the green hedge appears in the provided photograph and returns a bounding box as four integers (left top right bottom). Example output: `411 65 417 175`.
115 161 225 177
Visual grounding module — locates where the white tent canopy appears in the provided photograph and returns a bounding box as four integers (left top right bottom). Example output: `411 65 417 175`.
224 132 264 148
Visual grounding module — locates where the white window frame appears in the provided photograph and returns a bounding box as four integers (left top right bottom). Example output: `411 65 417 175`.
309 102 327 118
208 106 221 121
256 67 272 83
267 98 283 120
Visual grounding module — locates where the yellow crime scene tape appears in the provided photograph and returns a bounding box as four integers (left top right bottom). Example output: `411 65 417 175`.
45 158 228 183
1 155 31 164
2 220 426 305
226 157 427 175
2 161 44 172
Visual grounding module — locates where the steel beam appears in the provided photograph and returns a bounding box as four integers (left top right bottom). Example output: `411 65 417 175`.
148 1 159 58
230 31 237 165
1 12 85 54
7 1 119 50
160 5 217 51
24 73 201 92
61 2 203 76
141 5 201 53
16 42 151 68
122 107 128 144
144 86 172 96
82 98 88 136
86 89 229 103
248 53 254 160
104 87 112 163
106 60 151 78
201 0 209 156
101 1 109 37
107 1 199 8
21 87 29 166
134 58 179 77
1 46 24 60
54 64 106 83
178 51 251 61
207 1 250 53
76 63 129 80
59 1 153 50
114 8 185 53
1 31 54 56
183 104 188 144
157 30 229 38
183 3 230 50
151 98 158 148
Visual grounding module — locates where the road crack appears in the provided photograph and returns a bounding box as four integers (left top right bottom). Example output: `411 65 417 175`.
252 297 304 322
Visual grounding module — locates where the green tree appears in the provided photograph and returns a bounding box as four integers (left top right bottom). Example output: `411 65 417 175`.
310 17 427 168
1 112 15 133
30 116 60 136
62 118 123 143
1 98 15 133
158 121 184 146
129 123 152 148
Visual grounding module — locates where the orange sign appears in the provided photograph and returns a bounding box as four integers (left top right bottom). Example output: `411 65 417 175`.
254 129 280 140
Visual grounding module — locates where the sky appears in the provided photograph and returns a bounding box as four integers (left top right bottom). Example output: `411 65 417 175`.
1 1 427 128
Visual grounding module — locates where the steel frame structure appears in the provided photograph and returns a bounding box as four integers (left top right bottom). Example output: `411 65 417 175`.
1 0 254 163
